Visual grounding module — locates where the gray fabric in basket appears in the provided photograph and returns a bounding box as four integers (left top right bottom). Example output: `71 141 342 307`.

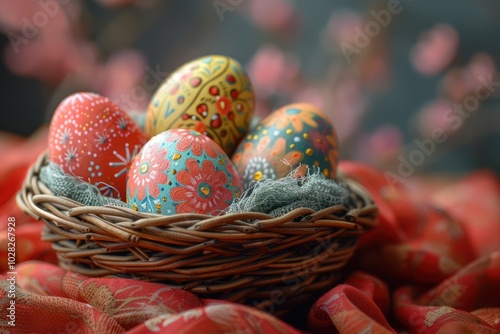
224 167 350 217
40 162 127 207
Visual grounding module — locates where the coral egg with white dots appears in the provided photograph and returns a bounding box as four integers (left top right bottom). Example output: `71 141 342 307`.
47 92 148 200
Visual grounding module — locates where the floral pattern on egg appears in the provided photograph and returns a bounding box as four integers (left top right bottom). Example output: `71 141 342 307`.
127 129 243 215
48 92 148 200
232 103 338 189
146 55 255 155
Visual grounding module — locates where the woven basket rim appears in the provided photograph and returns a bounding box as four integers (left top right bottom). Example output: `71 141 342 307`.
16 151 378 314
17 151 378 228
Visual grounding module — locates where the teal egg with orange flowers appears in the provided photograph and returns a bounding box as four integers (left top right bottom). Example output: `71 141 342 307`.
231 103 339 189
126 129 243 215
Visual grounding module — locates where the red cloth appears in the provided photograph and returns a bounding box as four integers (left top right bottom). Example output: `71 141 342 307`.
1 130 500 333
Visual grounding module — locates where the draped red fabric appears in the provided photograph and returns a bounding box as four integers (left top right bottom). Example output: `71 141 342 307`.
1 130 499 333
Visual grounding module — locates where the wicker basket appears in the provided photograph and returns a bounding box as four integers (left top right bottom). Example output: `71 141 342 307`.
16 152 377 314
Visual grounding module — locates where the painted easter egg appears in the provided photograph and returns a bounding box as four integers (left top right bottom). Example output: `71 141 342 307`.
48 92 148 200
127 129 243 215
146 55 255 155
232 103 338 189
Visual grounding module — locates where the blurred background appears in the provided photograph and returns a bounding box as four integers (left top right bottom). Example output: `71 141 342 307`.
1 0 500 177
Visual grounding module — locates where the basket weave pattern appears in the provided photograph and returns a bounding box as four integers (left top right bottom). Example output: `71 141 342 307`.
17 152 377 312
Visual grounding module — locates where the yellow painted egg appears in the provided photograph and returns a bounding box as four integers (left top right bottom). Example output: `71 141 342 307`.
232 103 339 189
146 55 255 155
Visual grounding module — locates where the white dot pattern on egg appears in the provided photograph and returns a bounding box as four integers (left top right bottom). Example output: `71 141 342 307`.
48 92 148 200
